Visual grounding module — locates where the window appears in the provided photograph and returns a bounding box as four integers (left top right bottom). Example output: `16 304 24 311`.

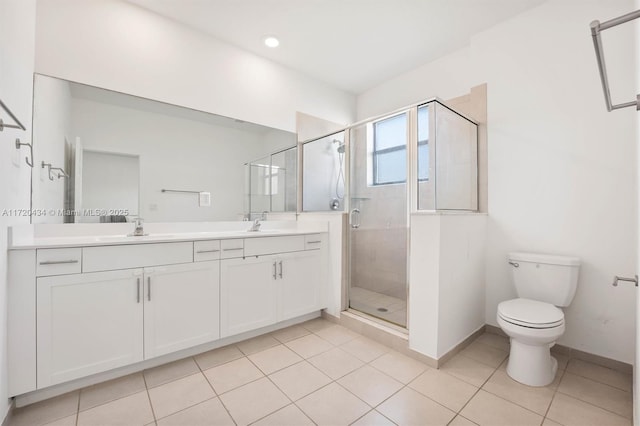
372 113 407 185
371 110 429 185
263 165 279 196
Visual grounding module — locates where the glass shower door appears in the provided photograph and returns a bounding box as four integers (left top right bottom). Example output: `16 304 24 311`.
348 112 409 327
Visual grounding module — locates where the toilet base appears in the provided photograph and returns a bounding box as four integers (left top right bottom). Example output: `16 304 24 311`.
506 339 557 387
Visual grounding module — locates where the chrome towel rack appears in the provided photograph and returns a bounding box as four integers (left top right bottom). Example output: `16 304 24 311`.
161 189 202 195
41 161 69 180
590 9 640 112
0 98 26 131
1 97 33 167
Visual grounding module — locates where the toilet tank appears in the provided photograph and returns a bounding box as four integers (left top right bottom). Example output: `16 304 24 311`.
508 252 580 307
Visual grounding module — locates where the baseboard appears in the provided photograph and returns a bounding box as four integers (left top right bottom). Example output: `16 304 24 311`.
436 325 486 368
484 324 632 375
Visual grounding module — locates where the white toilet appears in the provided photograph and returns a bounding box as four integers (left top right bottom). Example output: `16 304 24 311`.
497 252 580 387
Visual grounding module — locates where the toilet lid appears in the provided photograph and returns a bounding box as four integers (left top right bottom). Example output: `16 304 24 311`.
498 298 564 328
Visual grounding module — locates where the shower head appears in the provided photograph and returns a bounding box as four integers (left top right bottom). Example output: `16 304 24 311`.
333 139 345 154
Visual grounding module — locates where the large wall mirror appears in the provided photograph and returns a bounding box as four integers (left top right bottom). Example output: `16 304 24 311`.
31 74 297 224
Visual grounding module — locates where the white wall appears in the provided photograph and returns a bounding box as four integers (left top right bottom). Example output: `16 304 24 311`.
31 77 71 223
437 214 487 357
408 214 486 359
35 0 356 133
360 0 637 363
0 0 36 420
70 97 287 222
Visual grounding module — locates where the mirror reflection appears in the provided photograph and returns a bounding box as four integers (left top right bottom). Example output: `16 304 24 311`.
245 146 297 218
31 74 296 224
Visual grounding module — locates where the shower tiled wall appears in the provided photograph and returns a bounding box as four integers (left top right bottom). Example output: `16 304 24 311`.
350 124 408 302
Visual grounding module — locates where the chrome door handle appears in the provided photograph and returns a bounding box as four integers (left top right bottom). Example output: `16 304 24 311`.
350 208 360 229
272 262 277 279
147 277 151 301
136 278 141 303
278 261 283 279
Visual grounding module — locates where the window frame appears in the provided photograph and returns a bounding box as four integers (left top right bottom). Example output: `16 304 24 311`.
371 115 429 186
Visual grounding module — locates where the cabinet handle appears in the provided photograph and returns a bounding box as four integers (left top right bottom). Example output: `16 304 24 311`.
223 248 243 251
39 259 79 265
196 249 220 253
147 277 151 301
273 262 277 279
136 278 141 303
278 260 283 278
306 241 321 244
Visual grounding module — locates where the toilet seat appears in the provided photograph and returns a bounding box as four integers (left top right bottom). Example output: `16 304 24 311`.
498 298 564 329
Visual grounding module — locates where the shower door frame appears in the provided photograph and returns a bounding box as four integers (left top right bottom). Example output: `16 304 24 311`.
343 107 417 330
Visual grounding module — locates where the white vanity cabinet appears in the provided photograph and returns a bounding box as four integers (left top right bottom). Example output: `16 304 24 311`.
37 269 144 387
279 250 322 321
8 229 327 398
144 261 220 358
220 256 279 337
220 234 324 338
37 260 221 387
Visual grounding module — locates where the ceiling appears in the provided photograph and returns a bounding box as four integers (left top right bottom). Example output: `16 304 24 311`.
126 0 545 94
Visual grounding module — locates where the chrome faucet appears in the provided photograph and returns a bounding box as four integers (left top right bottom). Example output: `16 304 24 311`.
131 217 145 236
248 218 261 232
261 211 268 220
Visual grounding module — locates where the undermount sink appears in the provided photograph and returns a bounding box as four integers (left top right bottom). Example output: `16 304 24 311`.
94 234 171 242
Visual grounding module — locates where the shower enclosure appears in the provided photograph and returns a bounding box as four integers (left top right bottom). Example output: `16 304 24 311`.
348 100 477 328
299 99 478 328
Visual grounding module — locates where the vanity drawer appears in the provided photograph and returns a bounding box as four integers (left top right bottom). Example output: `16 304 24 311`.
36 248 82 277
194 240 221 262
244 235 305 257
304 234 324 250
83 242 193 272
220 239 244 259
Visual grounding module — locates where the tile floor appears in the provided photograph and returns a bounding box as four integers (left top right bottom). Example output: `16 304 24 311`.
349 287 407 327
8 318 633 426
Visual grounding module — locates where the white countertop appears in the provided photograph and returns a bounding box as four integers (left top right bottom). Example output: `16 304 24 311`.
9 221 328 250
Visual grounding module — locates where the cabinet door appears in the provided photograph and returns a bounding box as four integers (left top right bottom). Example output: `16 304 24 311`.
279 250 322 321
220 256 277 338
37 269 144 387
144 261 220 359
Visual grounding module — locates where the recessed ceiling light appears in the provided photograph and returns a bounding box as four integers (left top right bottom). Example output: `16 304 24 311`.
263 36 280 48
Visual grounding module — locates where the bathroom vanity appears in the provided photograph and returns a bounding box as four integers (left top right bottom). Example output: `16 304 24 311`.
7 223 327 399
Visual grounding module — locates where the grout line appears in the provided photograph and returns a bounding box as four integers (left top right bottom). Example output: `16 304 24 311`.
142 370 158 425
542 366 566 423
153 396 218 424
562 360 633 393
74 390 80 426
554 388 633 420
196 372 237 426
451 352 503 420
